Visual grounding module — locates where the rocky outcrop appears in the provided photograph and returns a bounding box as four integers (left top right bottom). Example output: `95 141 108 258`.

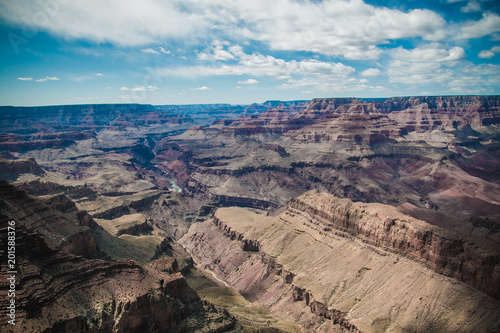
384 95 500 127
0 224 236 332
181 200 500 333
0 180 105 258
289 190 500 300
213 217 261 252
0 135 76 152
0 180 237 332
162 96 500 229
0 157 45 182
92 191 162 219
292 286 361 332
17 180 96 200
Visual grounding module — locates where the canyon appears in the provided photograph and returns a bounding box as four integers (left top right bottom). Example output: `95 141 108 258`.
0 96 499 332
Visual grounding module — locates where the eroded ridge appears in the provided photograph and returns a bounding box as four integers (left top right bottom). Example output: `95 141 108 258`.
180 191 500 332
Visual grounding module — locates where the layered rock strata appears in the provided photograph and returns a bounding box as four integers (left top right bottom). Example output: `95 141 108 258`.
0 181 236 332
180 191 500 332
0 224 236 332
164 96 500 225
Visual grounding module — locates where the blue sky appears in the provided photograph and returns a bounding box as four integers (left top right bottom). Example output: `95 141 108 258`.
0 0 499 106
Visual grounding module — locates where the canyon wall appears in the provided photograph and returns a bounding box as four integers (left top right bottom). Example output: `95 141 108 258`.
180 191 500 332
0 181 236 332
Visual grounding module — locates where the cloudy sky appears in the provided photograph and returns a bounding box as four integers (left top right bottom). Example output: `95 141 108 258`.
0 0 499 106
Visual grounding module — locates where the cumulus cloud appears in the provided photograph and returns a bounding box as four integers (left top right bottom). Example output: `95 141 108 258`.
0 0 209 46
458 13 500 39
387 43 499 94
479 46 500 58
392 44 466 63
142 48 160 54
120 86 146 91
238 79 259 85
142 47 171 55
191 86 211 91
227 0 447 59
95 73 103 76
361 68 382 77
35 76 60 82
281 76 388 93
198 41 235 61
0 0 450 60
17 77 33 81
158 43 355 80
388 44 466 85
461 1 481 13
479 50 495 58
158 47 170 54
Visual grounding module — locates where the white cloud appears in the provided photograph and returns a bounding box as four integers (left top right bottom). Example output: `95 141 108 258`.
238 79 259 85
191 86 211 91
281 76 389 94
221 0 447 59
478 50 495 58
142 47 171 55
158 43 354 80
0 0 209 46
104 86 113 89
198 41 235 61
95 73 103 76
478 46 500 58
0 0 449 60
458 13 500 39
159 47 171 54
393 44 466 63
361 68 382 77
147 85 159 91
461 1 481 13
388 43 500 94
17 77 33 81
142 48 160 54
120 86 146 91
35 76 60 82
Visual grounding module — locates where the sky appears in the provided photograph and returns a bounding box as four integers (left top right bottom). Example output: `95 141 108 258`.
0 0 499 106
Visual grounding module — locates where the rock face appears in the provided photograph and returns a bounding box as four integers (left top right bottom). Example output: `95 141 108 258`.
180 191 500 333
0 157 45 182
288 191 500 300
0 225 235 332
0 104 193 133
164 96 500 237
0 180 104 258
0 181 236 332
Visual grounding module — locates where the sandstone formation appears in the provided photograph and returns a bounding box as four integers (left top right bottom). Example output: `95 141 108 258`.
0 181 237 332
180 191 500 332
164 96 500 237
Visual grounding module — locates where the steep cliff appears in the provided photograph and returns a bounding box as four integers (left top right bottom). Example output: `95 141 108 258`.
0 181 236 332
180 191 500 332
0 157 45 182
288 190 500 300
165 96 500 232
0 224 235 332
